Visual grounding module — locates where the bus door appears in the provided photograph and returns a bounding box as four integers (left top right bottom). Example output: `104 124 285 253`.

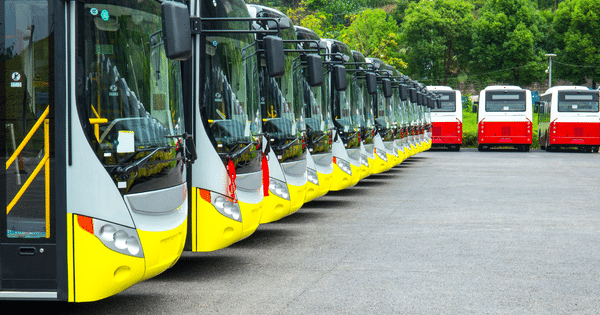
1 0 58 298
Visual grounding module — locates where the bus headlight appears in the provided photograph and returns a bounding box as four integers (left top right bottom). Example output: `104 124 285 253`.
88 218 144 258
336 158 352 175
361 155 369 167
307 168 319 186
269 178 290 200
375 148 388 162
214 195 242 222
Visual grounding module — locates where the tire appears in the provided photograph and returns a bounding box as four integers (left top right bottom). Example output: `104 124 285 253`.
478 144 484 152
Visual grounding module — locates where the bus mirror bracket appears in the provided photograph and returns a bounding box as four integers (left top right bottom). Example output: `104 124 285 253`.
161 1 192 60
306 54 324 87
472 102 478 113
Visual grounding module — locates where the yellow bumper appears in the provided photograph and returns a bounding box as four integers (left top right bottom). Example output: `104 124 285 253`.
260 182 306 223
329 163 353 191
70 214 186 302
239 200 262 240
190 190 242 252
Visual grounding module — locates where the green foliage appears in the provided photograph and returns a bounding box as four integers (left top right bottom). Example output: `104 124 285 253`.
340 9 406 69
400 0 475 84
469 0 546 86
552 0 600 85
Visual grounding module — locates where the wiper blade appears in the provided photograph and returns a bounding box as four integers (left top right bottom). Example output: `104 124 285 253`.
112 145 170 181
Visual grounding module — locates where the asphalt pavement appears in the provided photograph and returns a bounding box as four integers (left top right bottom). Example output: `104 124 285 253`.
26 148 600 314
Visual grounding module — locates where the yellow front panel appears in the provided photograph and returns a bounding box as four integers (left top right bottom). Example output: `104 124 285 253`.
260 193 291 223
192 194 242 252
138 218 187 280
349 164 361 187
71 214 145 302
329 164 353 191
304 180 320 203
288 182 307 215
315 171 333 199
239 200 262 240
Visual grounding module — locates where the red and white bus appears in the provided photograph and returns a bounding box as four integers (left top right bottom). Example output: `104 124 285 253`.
427 86 462 151
475 86 533 151
538 86 600 153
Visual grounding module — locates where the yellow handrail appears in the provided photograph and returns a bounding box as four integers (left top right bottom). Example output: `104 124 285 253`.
6 106 49 170
6 119 50 217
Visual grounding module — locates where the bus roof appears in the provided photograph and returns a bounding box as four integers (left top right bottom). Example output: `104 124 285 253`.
542 85 590 96
426 86 454 91
484 85 522 91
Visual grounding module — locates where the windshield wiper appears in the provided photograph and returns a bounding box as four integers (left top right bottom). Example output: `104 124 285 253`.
112 145 170 181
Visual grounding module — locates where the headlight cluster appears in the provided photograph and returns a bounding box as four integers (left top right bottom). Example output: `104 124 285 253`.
360 155 369 167
269 177 290 200
94 218 144 258
213 195 242 222
336 158 352 175
375 148 388 162
307 168 319 186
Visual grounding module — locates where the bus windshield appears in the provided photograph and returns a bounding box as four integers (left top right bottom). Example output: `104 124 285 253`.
485 91 526 112
558 92 599 112
203 33 261 150
433 91 456 112
79 2 185 193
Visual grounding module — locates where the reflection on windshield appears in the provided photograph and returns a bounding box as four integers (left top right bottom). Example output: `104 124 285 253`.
558 93 599 112
79 3 185 193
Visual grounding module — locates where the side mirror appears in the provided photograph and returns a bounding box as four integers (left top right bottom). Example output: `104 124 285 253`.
472 102 478 113
264 36 285 78
267 17 291 30
436 98 442 109
306 54 323 87
399 84 408 101
417 92 424 106
333 65 347 91
365 73 377 95
382 79 392 98
161 1 192 60
409 88 417 103
534 101 541 114
428 97 434 109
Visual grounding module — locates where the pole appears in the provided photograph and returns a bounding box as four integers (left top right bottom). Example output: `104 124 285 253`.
545 53 556 88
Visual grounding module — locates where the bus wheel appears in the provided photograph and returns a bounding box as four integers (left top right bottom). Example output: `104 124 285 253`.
592 146 599 153
478 144 484 152
523 145 530 152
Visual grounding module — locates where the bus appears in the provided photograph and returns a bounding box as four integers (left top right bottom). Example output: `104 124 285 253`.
247 5 308 222
183 0 282 251
366 58 398 173
350 50 377 179
294 26 334 202
538 86 600 153
323 39 362 190
427 86 463 151
475 86 533 152
1 0 191 301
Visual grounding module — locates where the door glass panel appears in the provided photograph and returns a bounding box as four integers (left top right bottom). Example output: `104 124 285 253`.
2 0 53 239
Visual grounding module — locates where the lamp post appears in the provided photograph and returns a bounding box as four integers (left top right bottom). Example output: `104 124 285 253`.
545 53 556 88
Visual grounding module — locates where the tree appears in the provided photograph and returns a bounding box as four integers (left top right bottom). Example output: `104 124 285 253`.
469 0 546 85
552 0 600 86
400 0 475 85
339 9 406 70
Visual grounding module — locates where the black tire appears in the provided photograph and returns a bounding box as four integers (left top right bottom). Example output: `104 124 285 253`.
478 144 484 152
